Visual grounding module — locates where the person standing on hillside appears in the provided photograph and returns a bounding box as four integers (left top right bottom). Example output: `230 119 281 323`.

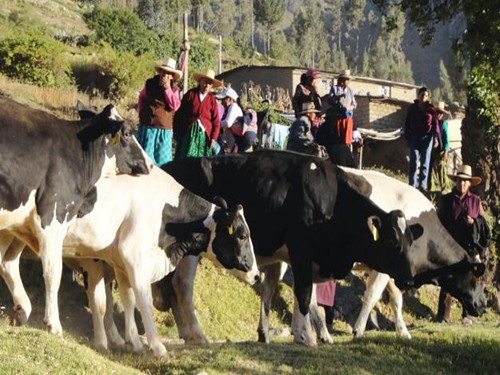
436 165 489 324
292 69 322 134
328 69 357 146
429 101 452 192
136 57 182 166
404 86 439 191
173 69 222 158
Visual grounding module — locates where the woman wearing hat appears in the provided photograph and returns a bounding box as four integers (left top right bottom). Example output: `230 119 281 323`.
173 69 222 158
292 68 322 134
436 164 485 323
429 101 451 192
136 57 182 166
287 101 326 157
328 69 357 145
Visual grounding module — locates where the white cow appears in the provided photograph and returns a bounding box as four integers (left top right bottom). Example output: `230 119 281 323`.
0 166 259 357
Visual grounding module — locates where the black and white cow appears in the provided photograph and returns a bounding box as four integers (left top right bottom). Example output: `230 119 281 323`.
162 150 425 346
0 97 150 337
342 167 486 338
0 165 259 356
162 151 486 345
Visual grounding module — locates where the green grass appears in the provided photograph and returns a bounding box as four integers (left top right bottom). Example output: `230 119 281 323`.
1 260 500 375
2 320 500 375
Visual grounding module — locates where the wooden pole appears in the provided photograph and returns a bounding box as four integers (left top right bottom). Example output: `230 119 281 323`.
182 11 190 97
218 34 222 74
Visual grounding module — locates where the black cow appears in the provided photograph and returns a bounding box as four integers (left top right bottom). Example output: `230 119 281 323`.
0 96 150 336
162 150 424 345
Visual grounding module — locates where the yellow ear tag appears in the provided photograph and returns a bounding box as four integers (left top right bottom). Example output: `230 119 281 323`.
371 225 379 242
228 226 233 235
110 132 121 145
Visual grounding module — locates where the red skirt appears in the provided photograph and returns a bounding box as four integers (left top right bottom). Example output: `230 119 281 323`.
336 117 353 145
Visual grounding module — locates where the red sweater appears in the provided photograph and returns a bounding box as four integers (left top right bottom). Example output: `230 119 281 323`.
173 88 220 142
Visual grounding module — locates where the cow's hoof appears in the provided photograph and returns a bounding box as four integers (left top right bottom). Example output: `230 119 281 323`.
257 331 270 344
43 319 63 336
109 335 126 348
319 333 333 344
94 343 109 354
131 345 144 355
11 305 29 326
184 335 209 345
398 330 411 339
152 343 167 358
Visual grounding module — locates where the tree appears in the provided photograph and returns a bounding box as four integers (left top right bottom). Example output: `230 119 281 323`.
191 0 209 32
438 59 454 103
234 0 253 50
253 0 285 58
136 0 167 32
373 0 500 285
343 0 366 71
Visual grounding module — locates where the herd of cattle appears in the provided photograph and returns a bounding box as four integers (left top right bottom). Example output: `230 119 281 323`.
0 96 487 357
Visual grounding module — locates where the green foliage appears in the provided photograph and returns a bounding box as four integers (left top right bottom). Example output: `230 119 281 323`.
188 34 217 83
136 0 168 32
253 0 285 28
83 7 173 57
0 29 73 87
90 43 156 100
468 63 500 132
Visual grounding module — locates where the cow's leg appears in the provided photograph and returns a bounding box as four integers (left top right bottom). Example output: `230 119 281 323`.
102 266 126 348
118 247 166 358
0 235 32 326
115 270 144 354
78 259 109 352
170 256 208 344
288 238 316 347
353 270 390 338
308 284 333 344
257 262 283 344
386 278 411 339
39 224 67 336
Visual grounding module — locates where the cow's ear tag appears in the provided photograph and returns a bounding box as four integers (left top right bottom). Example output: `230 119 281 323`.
110 132 121 145
228 226 233 235
371 225 379 241
367 216 381 242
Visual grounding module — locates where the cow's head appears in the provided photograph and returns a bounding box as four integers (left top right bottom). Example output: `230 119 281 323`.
439 269 487 317
366 209 423 290
210 198 258 275
77 103 151 176
413 257 487 316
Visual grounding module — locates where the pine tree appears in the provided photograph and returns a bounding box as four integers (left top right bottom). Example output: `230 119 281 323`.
136 0 168 32
438 59 454 103
253 0 285 58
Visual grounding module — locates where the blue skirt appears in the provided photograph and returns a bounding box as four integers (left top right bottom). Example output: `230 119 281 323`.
136 125 173 167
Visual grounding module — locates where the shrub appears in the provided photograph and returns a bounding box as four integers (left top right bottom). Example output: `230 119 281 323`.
83 8 180 59
84 43 155 101
0 29 73 87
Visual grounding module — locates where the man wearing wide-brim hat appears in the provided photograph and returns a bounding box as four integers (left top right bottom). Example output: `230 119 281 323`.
173 68 222 158
287 102 326 157
436 164 486 323
136 57 182 166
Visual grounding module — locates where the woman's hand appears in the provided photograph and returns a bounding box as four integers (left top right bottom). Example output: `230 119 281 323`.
160 74 171 88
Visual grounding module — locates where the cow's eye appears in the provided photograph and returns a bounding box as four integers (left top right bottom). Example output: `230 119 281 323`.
123 130 131 140
238 234 247 241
